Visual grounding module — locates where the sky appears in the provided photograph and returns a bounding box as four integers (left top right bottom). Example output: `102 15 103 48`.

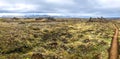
0 0 120 17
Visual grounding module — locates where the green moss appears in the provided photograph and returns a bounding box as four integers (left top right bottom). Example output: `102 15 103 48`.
0 19 116 59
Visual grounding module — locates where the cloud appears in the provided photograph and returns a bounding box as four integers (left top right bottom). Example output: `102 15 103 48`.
3 4 37 12
0 1 38 12
0 0 120 17
45 0 75 5
97 0 120 8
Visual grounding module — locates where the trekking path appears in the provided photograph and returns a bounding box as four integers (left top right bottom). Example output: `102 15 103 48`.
109 24 119 59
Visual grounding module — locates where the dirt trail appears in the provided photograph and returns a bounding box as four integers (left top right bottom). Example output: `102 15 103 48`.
109 24 119 59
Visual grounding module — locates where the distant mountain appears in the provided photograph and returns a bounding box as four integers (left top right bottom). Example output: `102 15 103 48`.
0 13 120 18
0 14 75 18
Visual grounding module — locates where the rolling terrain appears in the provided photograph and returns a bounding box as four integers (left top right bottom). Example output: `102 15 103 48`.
0 18 120 59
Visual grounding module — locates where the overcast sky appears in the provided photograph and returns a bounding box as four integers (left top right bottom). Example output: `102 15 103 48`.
0 0 120 17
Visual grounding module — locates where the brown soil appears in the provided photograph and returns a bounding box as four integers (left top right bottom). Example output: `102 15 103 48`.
109 24 119 59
